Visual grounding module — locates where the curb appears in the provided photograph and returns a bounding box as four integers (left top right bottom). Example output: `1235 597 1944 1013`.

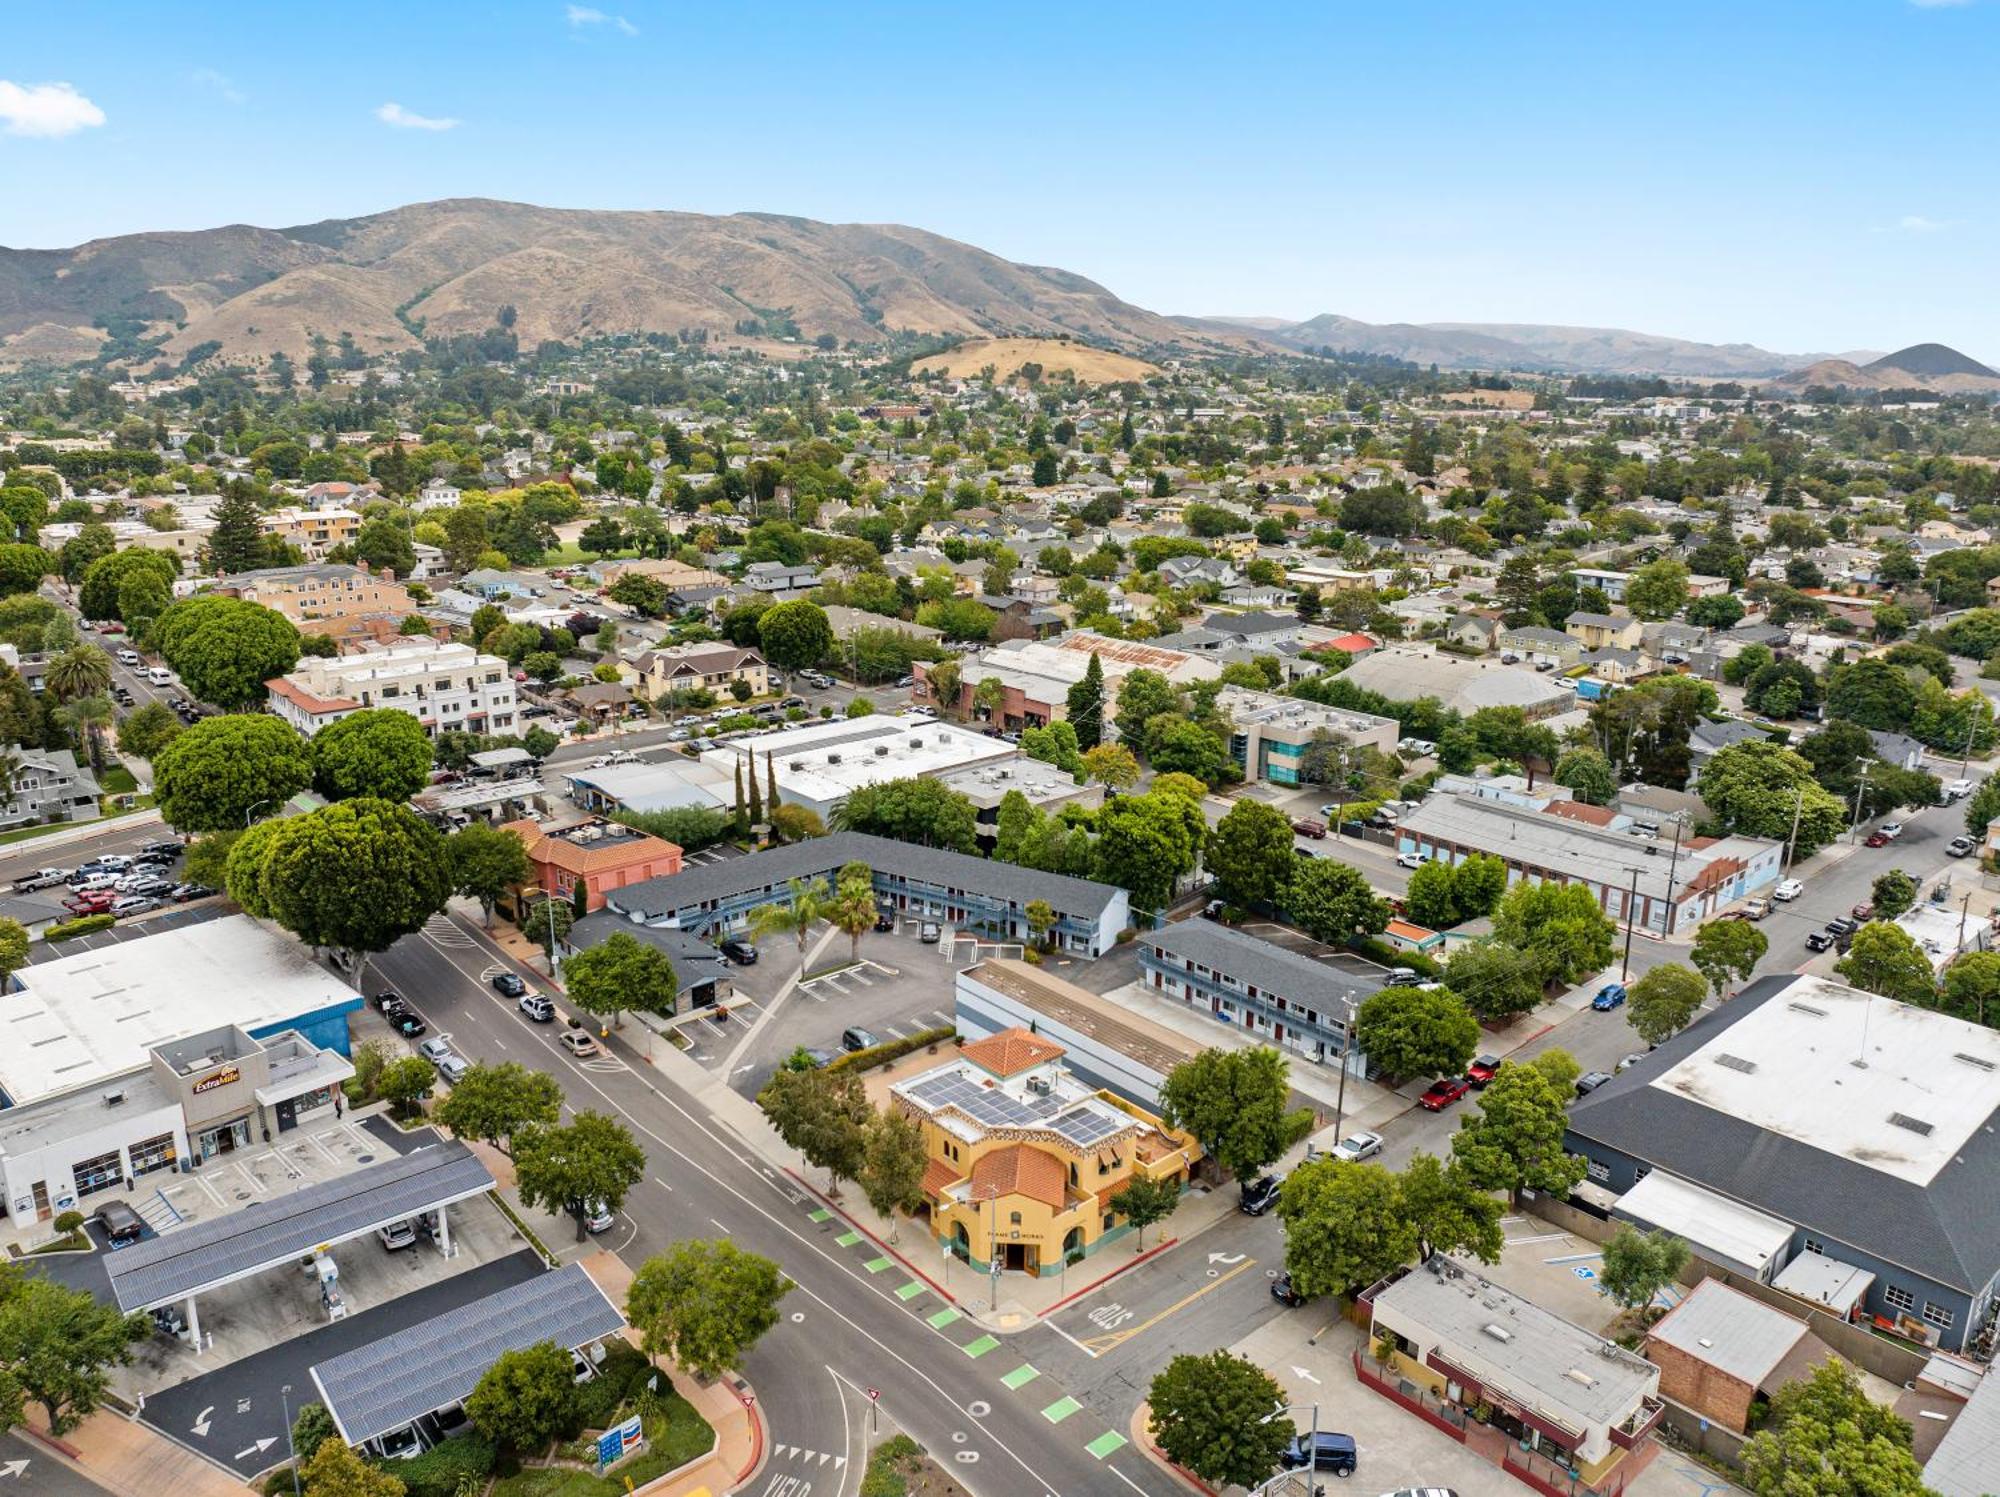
781 1167 955 1304
1126 1402 1218 1495
732 1383 765 1487
1038 1238 1181 1316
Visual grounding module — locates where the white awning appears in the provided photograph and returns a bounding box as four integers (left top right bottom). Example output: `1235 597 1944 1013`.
1612 1171 1794 1281
1773 1249 1874 1318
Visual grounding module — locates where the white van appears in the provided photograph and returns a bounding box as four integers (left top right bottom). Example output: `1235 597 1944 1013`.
116 649 141 667
145 666 173 686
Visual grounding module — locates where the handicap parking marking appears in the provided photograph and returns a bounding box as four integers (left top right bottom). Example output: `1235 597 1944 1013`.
1084 1431 1128 1460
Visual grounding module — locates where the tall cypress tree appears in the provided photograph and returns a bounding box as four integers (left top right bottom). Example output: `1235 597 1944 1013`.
1066 651 1105 750
206 482 265 575
747 752 763 826
766 752 780 813
732 760 747 836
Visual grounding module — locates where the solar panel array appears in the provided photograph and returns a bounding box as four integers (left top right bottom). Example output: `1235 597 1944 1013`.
105 1143 495 1310
905 1070 1133 1148
311 1264 626 1443
1050 1107 1124 1147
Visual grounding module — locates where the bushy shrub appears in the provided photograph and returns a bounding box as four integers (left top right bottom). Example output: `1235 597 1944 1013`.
45 914 116 942
385 1434 496 1497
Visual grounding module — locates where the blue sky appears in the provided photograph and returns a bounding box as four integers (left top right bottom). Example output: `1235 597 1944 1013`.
4 1 1996 357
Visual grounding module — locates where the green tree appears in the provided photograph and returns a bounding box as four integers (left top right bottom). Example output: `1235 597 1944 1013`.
1626 963 1707 1046
1835 921 1938 1004
756 599 834 671
1552 746 1616 806
309 708 433 802
0 1265 148 1434
1206 800 1296 911
1740 1359 1930 1497
1112 667 1180 748
78 548 176 622
756 1062 872 1196
625 1239 793 1382
579 517 626 559
748 876 830 973
0 917 27 986
251 798 453 981
0 544 52 597
1699 740 1848 856
464 1341 576 1453
153 595 302 708
1145 1351 1293 1490
1399 1152 1504 1263
563 930 680 1029
1095 788 1205 913
1066 650 1105 749
377 1055 434 1119
434 1061 562 1156
448 820 534 928
1450 1061 1586 1205
514 1111 647 1241
1024 898 1057 949
300 1438 406 1497
43 643 112 704
1147 716 1231 784
114 700 182 760
1824 657 1919 735
1490 881 1615 987
1081 741 1139 789
1107 1173 1181 1251
1452 853 1508 918
1870 868 1918 921
1157 1047 1314 1182
1689 917 1767 997
1624 558 1690 620
858 1109 928 1243
1403 860 1461 929
1353 986 1479 1082
831 776 977 851
1939 950 2000 1027
1277 1158 1418 1298
153 713 312 831
290 1401 337 1467
1284 857 1390 947
205 486 267 575
1597 1225 1690 1313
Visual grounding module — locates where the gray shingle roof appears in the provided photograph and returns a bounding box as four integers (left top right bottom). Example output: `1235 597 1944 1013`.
1567 976 2000 1294
310 1265 624 1444
1138 921 1382 1006
105 1143 494 1311
604 831 1124 925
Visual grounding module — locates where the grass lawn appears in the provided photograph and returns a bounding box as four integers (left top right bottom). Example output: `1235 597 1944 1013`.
489 1391 716 1497
100 765 138 795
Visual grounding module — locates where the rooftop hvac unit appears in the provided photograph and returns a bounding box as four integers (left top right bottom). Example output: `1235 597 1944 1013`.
101 1089 126 1107
1025 1076 1052 1096
875 745 890 756
827 753 842 764
790 760 806 771
1482 1323 1513 1343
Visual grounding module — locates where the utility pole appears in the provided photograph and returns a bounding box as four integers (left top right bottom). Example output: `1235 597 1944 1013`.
1784 784 1807 870
1620 864 1642 982
1661 813 1687 937
1331 997 1357 1141
1849 762 1872 844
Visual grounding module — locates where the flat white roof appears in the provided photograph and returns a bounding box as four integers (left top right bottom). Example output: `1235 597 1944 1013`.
0 915 360 1106
701 714 1013 802
1646 976 2000 1187
1615 1170 1795 1272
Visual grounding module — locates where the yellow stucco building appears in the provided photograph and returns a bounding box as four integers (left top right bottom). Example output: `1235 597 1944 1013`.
892 1028 1198 1275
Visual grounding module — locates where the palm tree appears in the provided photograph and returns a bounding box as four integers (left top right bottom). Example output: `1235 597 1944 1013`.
44 644 113 704
749 877 830 975
59 694 115 775
829 863 878 962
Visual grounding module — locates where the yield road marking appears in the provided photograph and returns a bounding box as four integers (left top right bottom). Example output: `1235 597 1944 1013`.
1079 1256 1260 1354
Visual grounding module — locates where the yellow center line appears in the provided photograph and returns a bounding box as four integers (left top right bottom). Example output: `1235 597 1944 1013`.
1080 1257 1260 1353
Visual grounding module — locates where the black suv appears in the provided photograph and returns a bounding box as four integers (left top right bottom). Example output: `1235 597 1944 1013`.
1239 1175 1283 1216
1279 1432 1357 1475
721 938 759 965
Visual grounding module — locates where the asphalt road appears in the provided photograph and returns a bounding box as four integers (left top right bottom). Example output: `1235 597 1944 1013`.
0 1429 103 1497
367 910 1183 1497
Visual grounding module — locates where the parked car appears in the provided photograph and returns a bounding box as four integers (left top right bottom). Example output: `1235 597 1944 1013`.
12 868 67 893
491 972 527 998
383 1005 427 1038
841 1027 880 1053
78 854 132 874
377 1220 417 1251
170 882 217 903
1825 916 1860 937
1615 1052 1649 1074
109 895 158 917
1405 739 1437 757
1575 1071 1614 1096
720 937 759 965
1419 1076 1471 1111
1864 831 1890 848
140 840 183 861
1238 1175 1283 1216
1879 821 1905 840
559 1029 599 1057
1395 851 1426 869
1331 1131 1384 1163
64 890 115 914
115 648 141 666
918 922 941 944
1270 1270 1307 1307
1383 968 1421 988
1466 1055 1501 1087
1291 817 1327 839
519 993 555 1022
123 876 173 899
1742 897 1770 920
874 908 895 932
583 1198 615 1234
373 990 406 1011
1805 931 1835 952
1591 983 1628 1011
1948 835 1978 858
1850 902 1874 921
1772 879 1804 902
94 1200 144 1244
1280 1432 1358 1476
419 1037 455 1066
436 1054 470 1084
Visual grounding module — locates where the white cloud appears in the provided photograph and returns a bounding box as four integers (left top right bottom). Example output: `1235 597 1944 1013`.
0 80 106 138
191 69 246 105
566 5 639 36
376 101 459 132
1897 214 1952 232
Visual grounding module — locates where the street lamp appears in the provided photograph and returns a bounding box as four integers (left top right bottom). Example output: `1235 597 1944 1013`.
280 1382 301 1497
1255 1400 1319 1496
245 797 272 828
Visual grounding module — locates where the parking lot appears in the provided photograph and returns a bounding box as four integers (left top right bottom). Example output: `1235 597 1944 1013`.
686 921 964 1099
22 898 227 963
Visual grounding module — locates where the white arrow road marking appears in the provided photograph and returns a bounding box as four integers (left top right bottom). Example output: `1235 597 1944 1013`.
192 1405 213 1437
234 1438 276 1461
0 1458 28 1479
1291 1366 1323 1385
1208 1251 1246 1265
817 1451 831 1466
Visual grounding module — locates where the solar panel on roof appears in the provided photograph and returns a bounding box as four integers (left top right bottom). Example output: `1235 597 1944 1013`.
1051 1108 1124 1147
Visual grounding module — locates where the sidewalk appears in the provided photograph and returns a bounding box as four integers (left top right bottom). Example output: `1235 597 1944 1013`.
17 1405 248 1497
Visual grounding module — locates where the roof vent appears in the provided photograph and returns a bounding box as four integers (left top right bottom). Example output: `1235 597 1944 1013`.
101 1089 125 1107
1953 1052 1996 1072
1788 1002 1828 1018
1714 1054 1758 1075
1564 1368 1601 1389
1889 1112 1935 1137
875 745 890 756
1482 1323 1513 1343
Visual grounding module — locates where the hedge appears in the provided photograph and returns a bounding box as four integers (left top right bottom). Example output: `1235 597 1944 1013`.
828 1025 955 1074
45 914 115 942
382 1435 497 1497
1348 934 1442 978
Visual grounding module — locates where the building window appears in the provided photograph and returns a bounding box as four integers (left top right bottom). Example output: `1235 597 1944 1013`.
130 1133 177 1177
1802 1237 1825 1256
70 1148 124 1197
1009 1212 1022 1226
1884 1284 1915 1313
1102 1213 1115 1232
1923 1301 1955 1330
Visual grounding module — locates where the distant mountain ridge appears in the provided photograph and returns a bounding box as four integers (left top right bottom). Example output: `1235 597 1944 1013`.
1774 343 2000 394
1866 342 1997 379
0 198 1250 368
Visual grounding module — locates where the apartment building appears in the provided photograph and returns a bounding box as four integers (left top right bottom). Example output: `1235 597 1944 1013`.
261 506 361 558
632 643 768 701
217 561 440 646
266 638 517 738
1212 685 1400 786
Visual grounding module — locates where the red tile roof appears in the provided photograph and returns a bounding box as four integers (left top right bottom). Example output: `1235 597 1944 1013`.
1543 801 1618 827
969 1144 1068 1210
959 1027 1066 1078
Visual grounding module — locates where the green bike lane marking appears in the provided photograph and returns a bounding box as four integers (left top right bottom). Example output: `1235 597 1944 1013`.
961 1333 1000 1358
1040 1395 1082 1423
1085 1431 1129 1459
999 1363 1039 1390
894 1280 927 1301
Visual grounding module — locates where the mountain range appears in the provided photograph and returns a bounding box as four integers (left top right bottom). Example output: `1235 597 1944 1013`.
0 198 1989 384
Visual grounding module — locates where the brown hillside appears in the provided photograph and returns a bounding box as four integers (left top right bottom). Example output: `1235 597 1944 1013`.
911 337 1160 384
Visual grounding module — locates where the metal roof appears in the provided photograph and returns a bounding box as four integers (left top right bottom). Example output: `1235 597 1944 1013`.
310 1264 625 1445
105 1142 495 1311
1138 921 1383 1007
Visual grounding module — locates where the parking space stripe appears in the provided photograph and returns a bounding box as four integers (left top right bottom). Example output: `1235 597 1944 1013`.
1085 1431 1129 1460
1041 1395 1082 1423
927 1307 962 1329
1000 1364 1040 1391
961 1334 1000 1359
894 1281 927 1301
